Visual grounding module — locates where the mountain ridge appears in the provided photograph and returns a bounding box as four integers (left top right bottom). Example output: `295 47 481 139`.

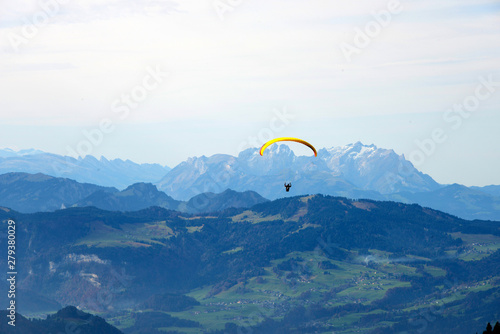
1 171 500 220
0 148 170 189
156 142 441 201
0 172 269 214
2 142 499 220
0 172 117 213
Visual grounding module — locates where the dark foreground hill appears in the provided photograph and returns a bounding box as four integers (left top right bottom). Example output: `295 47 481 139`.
0 306 123 334
0 195 498 333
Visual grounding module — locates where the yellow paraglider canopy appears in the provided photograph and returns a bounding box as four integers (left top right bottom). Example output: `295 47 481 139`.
260 137 317 157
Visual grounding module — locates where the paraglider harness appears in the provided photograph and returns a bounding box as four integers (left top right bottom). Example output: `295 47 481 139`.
284 183 292 192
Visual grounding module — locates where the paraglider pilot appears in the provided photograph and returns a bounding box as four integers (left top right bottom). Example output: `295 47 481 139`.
284 183 292 192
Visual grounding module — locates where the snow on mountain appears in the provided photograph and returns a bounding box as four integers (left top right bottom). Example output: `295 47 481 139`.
319 141 440 194
157 154 241 200
156 142 439 200
0 143 440 201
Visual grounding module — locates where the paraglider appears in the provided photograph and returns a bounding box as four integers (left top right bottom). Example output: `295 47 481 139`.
260 137 317 192
260 137 317 157
284 183 292 192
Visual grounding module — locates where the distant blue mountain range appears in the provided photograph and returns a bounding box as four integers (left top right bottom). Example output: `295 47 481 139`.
0 172 268 214
1 144 499 220
0 148 170 189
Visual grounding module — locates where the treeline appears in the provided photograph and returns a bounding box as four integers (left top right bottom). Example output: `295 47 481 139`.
477 322 500 334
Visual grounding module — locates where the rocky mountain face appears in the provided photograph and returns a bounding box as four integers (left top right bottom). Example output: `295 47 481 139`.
156 142 440 200
1 143 499 220
318 142 440 194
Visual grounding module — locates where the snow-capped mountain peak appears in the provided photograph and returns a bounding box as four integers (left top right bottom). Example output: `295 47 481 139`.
157 142 440 200
317 142 438 194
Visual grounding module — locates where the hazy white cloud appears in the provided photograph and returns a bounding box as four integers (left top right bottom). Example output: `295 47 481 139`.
0 0 181 25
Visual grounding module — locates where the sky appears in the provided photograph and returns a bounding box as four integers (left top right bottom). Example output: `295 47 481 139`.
0 0 499 186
